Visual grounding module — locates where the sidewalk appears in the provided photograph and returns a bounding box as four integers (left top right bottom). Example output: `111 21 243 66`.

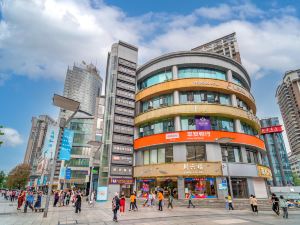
0 197 299 225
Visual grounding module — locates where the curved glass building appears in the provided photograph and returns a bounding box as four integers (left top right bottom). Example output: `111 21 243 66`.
133 51 271 199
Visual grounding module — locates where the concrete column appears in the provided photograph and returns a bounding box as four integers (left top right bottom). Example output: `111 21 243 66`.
173 144 186 162
177 177 185 199
234 119 242 133
134 127 139 140
206 143 222 161
135 101 141 115
173 90 179 105
257 152 262 165
172 65 178 79
174 116 181 131
231 94 237 107
234 148 241 162
241 146 248 163
247 178 255 196
227 69 233 82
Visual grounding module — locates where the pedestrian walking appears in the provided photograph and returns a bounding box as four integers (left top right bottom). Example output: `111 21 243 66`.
271 193 280 215
187 191 195 208
24 192 34 213
279 195 288 219
249 195 254 212
53 191 59 207
147 192 153 207
251 195 258 215
11 190 16 202
17 191 26 210
129 193 136 211
167 191 174 209
228 195 234 210
133 191 138 211
59 190 64 207
112 192 120 222
158 190 164 211
66 191 71 206
34 192 42 209
75 191 82 213
119 192 125 214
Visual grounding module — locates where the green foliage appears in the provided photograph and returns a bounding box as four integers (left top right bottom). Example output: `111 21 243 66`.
292 173 300 186
0 171 7 188
6 164 31 189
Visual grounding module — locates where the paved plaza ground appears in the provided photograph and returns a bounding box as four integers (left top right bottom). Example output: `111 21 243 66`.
0 197 299 225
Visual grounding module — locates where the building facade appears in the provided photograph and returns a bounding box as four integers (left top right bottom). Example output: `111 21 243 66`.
98 41 138 199
192 33 242 64
260 117 293 186
289 153 300 177
23 115 56 187
133 51 270 199
276 69 300 156
57 62 103 189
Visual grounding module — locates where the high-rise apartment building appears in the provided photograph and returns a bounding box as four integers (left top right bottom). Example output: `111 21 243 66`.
260 117 293 186
24 115 56 185
192 32 242 64
288 153 300 177
276 69 300 156
99 41 138 199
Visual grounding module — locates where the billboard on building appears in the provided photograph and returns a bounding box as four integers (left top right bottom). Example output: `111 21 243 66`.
59 129 74 160
42 124 59 159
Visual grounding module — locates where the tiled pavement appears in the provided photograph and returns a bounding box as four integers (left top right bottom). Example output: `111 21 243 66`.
0 197 299 225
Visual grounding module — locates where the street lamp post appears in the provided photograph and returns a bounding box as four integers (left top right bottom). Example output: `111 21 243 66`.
43 94 80 218
87 140 102 202
215 137 234 204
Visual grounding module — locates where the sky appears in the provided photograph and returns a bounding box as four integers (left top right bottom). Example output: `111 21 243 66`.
0 0 300 173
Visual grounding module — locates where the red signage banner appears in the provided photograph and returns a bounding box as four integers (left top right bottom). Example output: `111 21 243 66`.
261 125 283 134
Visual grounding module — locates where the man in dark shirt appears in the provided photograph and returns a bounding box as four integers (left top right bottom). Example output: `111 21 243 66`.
271 193 280 215
112 192 120 222
75 191 82 213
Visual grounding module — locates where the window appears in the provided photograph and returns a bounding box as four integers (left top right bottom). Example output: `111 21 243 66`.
186 144 206 161
241 122 258 136
232 75 246 88
178 68 226 80
181 117 196 130
211 117 234 132
165 146 173 163
143 146 173 165
139 119 174 137
236 98 250 111
150 149 157 164
221 146 242 162
139 71 172 89
143 150 150 165
219 94 231 105
141 95 173 112
246 149 258 164
180 91 229 105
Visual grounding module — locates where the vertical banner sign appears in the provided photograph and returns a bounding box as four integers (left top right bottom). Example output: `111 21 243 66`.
65 168 71 180
59 129 74 160
43 176 48 185
195 116 211 130
42 124 59 159
59 167 66 179
97 186 108 201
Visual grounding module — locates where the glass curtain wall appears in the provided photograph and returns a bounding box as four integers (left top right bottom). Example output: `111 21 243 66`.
139 71 172 89
180 91 231 105
141 94 173 112
178 68 226 80
139 119 174 137
142 146 173 165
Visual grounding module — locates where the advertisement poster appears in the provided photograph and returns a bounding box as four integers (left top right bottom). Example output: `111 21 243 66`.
59 167 66 179
195 116 211 130
97 186 108 201
42 124 59 159
65 168 71 180
59 129 74 160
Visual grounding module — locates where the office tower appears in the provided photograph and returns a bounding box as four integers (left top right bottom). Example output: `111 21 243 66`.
99 41 138 199
192 32 242 64
56 62 103 188
276 69 300 156
260 117 293 186
63 62 102 116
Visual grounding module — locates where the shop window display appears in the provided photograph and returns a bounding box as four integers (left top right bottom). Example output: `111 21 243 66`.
184 177 217 199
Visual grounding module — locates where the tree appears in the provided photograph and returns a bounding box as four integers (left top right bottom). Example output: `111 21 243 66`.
0 171 7 188
6 163 31 189
0 125 4 147
292 173 300 186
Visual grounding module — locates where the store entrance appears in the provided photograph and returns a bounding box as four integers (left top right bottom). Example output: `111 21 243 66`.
231 178 248 198
120 184 132 198
156 177 178 198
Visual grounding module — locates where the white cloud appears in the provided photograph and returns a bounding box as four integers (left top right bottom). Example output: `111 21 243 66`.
0 0 299 83
0 127 23 147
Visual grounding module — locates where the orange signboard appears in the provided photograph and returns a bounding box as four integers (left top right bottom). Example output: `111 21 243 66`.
134 130 265 150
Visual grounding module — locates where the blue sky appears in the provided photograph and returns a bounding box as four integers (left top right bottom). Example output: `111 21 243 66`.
0 0 300 173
